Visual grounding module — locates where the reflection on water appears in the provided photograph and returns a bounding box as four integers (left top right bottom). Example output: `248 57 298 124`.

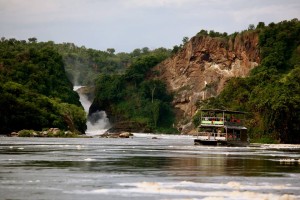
0 135 300 200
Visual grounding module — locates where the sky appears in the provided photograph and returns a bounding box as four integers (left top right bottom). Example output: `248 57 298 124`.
0 0 299 53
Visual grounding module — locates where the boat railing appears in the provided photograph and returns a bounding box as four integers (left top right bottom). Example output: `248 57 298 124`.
200 117 244 126
196 131 227 139
200 117 224 126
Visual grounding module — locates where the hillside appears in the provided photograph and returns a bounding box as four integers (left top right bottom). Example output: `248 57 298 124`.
0 39 86 134
151 30 260 133
150 19 300 143
54 43 128 86
204 19 300 143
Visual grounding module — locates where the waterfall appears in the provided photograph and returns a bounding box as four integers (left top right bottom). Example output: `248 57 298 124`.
74 86 111 136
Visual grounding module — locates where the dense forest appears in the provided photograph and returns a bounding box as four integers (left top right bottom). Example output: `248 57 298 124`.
0 38 86 134
90 48 177 133
55 44 127 86
55 43 177 133
0 37 175 135
55 43 169 86
194 19 300 143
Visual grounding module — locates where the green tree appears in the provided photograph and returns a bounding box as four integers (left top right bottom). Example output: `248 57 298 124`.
28 37 37 43
182 36 189 45
107 48 115 54
142 47 150 54
197 29 208 36
248 24 255 30
256 22 265 29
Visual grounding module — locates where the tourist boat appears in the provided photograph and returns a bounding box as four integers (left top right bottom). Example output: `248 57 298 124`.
194 109 249 146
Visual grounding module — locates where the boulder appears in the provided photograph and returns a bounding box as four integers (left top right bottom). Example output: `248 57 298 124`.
49 128 60 134
42 131 48 137
100 131 133 138
32 132 38 137
10 132 19 137
119 132 131 138
100 132 120 138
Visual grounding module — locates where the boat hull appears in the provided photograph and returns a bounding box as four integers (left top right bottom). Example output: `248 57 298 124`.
194 139 248 147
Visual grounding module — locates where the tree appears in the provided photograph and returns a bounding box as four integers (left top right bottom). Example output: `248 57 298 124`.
197 29 208 36
248 24 255 30
142 47 150 54
172 45 181 54
182 36 189 45
107 48 115 54
209 30 216 37
28 37 37 43
131 48 141 57
256 22 265 29
151 100 160 128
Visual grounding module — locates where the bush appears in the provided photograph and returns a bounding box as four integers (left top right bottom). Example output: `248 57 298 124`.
251 136 279 144
18 130 34 137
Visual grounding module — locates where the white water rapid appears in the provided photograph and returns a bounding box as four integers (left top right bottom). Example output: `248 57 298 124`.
74 86 111 136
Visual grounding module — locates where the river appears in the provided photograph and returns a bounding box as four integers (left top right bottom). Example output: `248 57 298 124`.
1 134 300 200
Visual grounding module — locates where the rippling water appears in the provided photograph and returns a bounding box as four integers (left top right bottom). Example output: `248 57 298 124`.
1 134 300 200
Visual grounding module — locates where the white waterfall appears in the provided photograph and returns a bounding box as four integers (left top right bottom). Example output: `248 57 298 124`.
74 86 111 136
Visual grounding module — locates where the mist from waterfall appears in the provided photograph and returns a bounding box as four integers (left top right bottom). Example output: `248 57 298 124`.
74 86 111 136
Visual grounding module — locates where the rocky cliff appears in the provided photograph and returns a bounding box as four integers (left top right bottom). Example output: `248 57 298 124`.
151 31 260 133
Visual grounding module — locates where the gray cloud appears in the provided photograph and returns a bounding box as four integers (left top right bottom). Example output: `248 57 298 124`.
0 0 299 52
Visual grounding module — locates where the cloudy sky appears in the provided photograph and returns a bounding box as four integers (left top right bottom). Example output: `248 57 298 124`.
0 0 299 52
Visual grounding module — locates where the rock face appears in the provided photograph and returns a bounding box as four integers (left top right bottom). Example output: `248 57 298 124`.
152 32 260 133
100 131 133 138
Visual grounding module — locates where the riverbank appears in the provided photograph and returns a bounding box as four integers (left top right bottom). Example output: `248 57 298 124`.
5 129 300 148
8 128 91 138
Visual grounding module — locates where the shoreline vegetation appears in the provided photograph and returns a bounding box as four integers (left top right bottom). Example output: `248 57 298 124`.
4 129 299 146
4 128 291 145
7 128 135 139
1 19 299 144
8 128 91 138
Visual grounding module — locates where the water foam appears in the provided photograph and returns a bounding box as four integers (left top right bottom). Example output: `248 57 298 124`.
83 158 96 161
74 86 111 136
68 181 298 200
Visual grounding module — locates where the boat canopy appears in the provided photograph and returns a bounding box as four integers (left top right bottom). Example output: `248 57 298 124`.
200 109 246 114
